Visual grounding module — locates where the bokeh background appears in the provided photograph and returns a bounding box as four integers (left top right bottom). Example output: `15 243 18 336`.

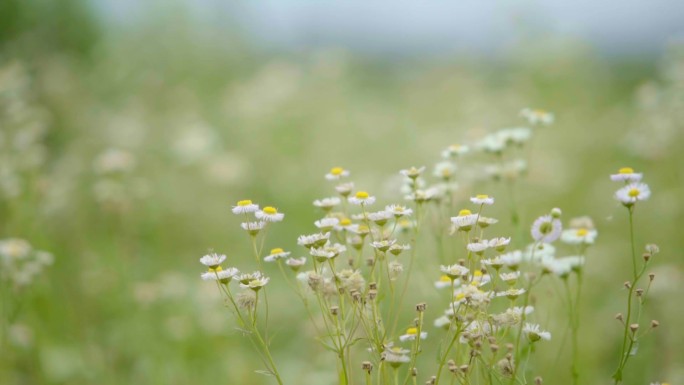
1 1 683 384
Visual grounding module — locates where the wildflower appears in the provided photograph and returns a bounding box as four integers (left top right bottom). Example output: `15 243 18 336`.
297 232 331 248
434 315 452 329
310 244 345 262
236 271 264 285
441 144 470 159
610 167 643 183
314 217 339 232
400 166 426 179
240 221 266 235
477 216 499 228
388 243 410 256
388 260 403 279
240 274 270 291
199 253 226 269
498 127 532 145
255 206 285 222
467 241 489 255
489 237 511 252
397 219 414 232
313 197 341 211
264 248 291 262
434 275 458 289
469 270 491 287
470 194 494 205
523 243 556 262
236 290 257 309
496 288 526 300
481 256 505 270
285 257 306 271
0 239 32 260
335 182 354 196
405 188 438 203
615 183 651 206
371 239 396 252
451 209 478 232
499 271 520 285
201 267 239 283
335 218 355 231
561 227 598 245
348 191 376 205
499 250 523 270
478 134 506 153
522 323 551 342
231 199 259 215
385 204 413 218
440 264 470 279
531 214 562 243
520 108 554 125
399 327 427 342
434 161 457 179
347 224 371 236
382 351 411 368
367 211 392 226
325 167 350 180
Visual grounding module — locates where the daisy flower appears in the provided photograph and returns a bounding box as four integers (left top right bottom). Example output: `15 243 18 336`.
467 241 489 255
382 351 410 368
199 253 226 269
285 257 307 271
325 167 350 181
335 182 354 196
610 167 643 183
434 315 452 329
489 237 511 252
477 216 499 228
400 166 426 179
388 243 410 256
523 243 556 262
313 197 341 211
297 232 331 248
522 323 551 342
264 248 291 262
615 183 651 206
481 256 505 270
398 327 427 342
367 211 392 226
520 108 554 126
499 250 523 270
335 218 354 231
385 204 413 218
470 194 494 205
499 271 520 285
255 206 285 222
240 275 270 291
433 161 457 179
404 188 438 203
434 275 459 289
371 239 396 252
310 247 336 262
231 199 259 215
561 227 598 245
441 144 470 159
241 221 266 235
201 267 239 283
478 133 506 153
440 264 470 279
498 127 532 145
451 209 478 232
496 288 526 300
314 217 340 232
348 191 376 205
531 214 562 243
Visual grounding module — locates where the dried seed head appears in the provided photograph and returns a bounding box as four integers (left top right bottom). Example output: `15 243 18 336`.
411 367 418 377
459 365 469 373
369 282 378 290
649 273 655 282
330 306 339 316
351 291 362 302
624 281 631 289
362 361 373 373
366 258 374 266
535 376 543 385
506 343 514 352
645 244 659 255
615 313 624 322
642 253 651 262
636 289 644 297
416 303 427 312
629 323 639 333
651 320 660 328
487 336 497 344
490 344 499 353
368 289 377 301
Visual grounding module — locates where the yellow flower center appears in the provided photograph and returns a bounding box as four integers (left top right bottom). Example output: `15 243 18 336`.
576 228 588 236
534 109 547 115
476 194 489 199
450 144 461 150
473 270 483 277
439 275 451 282
455 293 466 300
619 167 634 174
237 200 252 206
355 191 369 199
270 248 284 255
406 327 418 335
458 209 472 216
208 266 223 273
330 167 344 176
358 225 370 233
263 206 278 215
628 188 640 198
339 218 351 226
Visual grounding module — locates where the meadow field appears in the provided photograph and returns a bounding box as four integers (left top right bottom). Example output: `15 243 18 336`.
1 2 683 385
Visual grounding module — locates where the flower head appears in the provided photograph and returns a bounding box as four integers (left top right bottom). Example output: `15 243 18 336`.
232 199 259 215
561 227 598 245
400 166 426 179
610 167 643 183
239 274 270 291
470 194 494 205
255 206 285 222
201 267 239 283
325 167 350 180
285 257 307 271
441 144 470 159
615 183 651 206
440 264 470 279
313 197 341 211
520 108 554 126
264 248 291 262
399 327 427 342
385 204 413 218
531 214 562 243
451 209 478 232
523 323 551 342
314 217 340 232
241 221 266 235
348 191 376 205
199 253 226 269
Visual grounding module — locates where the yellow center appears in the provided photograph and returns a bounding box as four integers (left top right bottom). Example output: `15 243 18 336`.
450 144 461 150
439 275 451 282
458 209 472 216
237 200 252 206
476 194 489 199
340 218 352 226
263 206 278 214
442 169 451 177
355 191 369 199
618 167 634 174
406 327 418 335
534 109 547 115
391 347 403 353
331 167 344 176
358 225 370 232
455 293 466 300
473 270 483 277
576 228 588 236
208 266 223 273
270 248 284 255
628 188 640 198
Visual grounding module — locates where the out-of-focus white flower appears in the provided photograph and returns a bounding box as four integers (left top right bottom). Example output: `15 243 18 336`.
314 217 339 232
441 144 470 159
285 257 307 271
385 204 413 218
488 237 511 252
615 183 651 206
241 221 266 235
255 206 285 222
367 211 392 225
497 127 532 145
232 199 259 215
201 267 239 283
199 253 226 268
520 108 554 126
467 241 489 255
297 232 331 248
313 197 341 211
433 161 457 179
93 148 136 175
400 166 426 179
399 327 427 342
523 323 551 341
610 167 643 183
348 191 376 205
325 167 350 180
335 182 354 196
470 194 494 205
434 275 458 289
561 228 598 245
440 264 469 279
531 215 562 243
264 248 291 262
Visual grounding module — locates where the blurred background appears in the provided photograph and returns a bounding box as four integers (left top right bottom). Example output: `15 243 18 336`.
1 1 683 384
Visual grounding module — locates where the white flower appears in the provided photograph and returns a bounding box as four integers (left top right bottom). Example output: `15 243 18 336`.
441 144 470 159
477 216 499 228
523 243 556 262
478 133 506 153
255 206 285 222
335 182 354 196
310 247 336 261
348 191 376 205
241 221 266 235
522 323 551 342
440 264 470 279
488 237 511 252
433 161 457 179
240 275 270 291
313 197 341 211
297 232 331 248
264 248 291 262
531 215 562 243
610 167 643 183
347 224 371 236
0 238 32 260
385 204 413 218
467 241 489 255
404 188 439 203
499 250 523 269
367 211 392 225
400 166 426 179
434 315 452 328
499 271 520 285
561 228 598 245
325 167 350 180
495 288 526 300
388 243 410 256
199 253 226 268
520 108 554 126
481 256 505 270
285 257 307 270
314 217 340 231
615 183 651 206
335 218 355 231
470 194 494 205
231 199 259 215
498 127 532 145
451 209 478 232
382 351 410 367
399 327 427 342
434 275 459 289
201 267 239 282
371 239 396 252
